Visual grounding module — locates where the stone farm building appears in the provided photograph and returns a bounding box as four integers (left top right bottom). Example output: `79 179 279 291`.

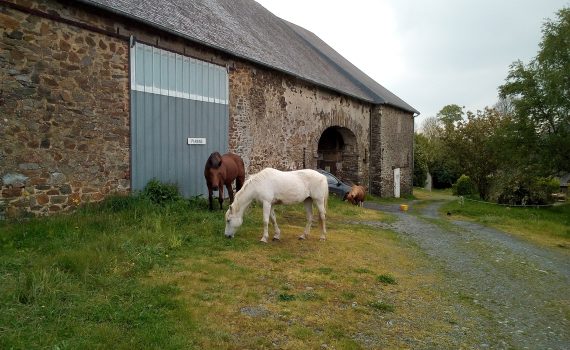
0 0 418 217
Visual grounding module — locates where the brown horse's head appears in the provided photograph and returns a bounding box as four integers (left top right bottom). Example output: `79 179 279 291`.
206 152 223 169
205 152 224 190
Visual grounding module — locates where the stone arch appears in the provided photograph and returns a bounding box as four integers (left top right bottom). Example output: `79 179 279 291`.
316 126 359 184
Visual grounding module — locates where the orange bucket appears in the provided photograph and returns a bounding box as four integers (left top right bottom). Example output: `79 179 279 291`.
399 204 409 212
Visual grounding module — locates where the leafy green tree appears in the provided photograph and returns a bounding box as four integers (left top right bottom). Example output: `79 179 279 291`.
499 7 570 175
437 104 464 130
443 108 510 200
430 157 460 189
418 116 460 188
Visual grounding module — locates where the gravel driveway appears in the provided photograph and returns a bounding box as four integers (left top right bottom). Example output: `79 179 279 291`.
362 200 570 350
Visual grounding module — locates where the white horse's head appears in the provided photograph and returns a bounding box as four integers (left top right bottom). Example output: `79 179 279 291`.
224 204 243 238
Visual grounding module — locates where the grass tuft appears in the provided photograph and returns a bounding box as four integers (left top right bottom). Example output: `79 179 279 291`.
376 274 397 285
368 300 395 312
354 267 372 274
278 293 296 302
317 267 333 275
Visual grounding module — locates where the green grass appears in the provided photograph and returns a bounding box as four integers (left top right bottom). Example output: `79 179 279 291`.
441 198 570 246
0 193 473 348
376 274 397 285
0 196 230 349
413 187 454 201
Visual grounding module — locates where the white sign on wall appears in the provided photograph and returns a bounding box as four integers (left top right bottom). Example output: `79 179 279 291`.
187 138 207 145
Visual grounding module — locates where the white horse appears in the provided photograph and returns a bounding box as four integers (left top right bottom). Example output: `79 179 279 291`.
224 168 328 243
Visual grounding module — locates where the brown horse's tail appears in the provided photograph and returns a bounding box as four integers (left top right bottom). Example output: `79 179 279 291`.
234 154 246 192
236 175 244 192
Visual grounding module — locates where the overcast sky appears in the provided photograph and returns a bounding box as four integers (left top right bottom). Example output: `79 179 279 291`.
254 0 568 128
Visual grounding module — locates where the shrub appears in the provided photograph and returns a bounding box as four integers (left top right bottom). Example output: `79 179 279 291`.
529 177 559 204
452 174 476 196
495 175 558 205
431 158 460 189
142 179 181 205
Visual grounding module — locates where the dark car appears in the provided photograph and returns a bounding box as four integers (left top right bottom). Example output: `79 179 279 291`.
316 169 352 200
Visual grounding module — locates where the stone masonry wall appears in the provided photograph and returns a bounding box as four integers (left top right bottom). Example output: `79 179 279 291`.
0 1 130 217
229 62 370 186
369 105 414 197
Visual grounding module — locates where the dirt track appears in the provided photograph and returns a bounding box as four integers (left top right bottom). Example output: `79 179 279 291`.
362 201 570 349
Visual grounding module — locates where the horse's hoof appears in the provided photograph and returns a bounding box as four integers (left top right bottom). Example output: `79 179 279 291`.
260 238 268 243
272 237 280 241
298 236 306 240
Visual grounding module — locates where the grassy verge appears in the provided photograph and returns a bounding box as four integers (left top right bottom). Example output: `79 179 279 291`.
440 197 570 248
413 187 454 201
0 194 476 348
0 197 209 349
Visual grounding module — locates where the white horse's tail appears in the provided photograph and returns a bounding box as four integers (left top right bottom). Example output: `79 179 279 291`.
320 176 328 215
324 186 329 214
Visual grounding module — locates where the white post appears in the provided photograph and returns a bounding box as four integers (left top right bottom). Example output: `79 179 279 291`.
394 168 401 198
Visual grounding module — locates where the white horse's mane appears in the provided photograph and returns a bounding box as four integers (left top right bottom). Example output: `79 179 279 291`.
230 169 271 213
239 168 272 193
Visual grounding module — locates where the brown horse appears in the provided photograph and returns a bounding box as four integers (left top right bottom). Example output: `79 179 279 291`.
346 185 366 207
204 152 245 210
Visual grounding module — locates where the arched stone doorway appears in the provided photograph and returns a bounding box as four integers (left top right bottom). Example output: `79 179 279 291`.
317 126 358 184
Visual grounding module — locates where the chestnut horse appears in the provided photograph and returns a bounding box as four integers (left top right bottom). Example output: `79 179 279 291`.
346 185 366 207
204 152 245 210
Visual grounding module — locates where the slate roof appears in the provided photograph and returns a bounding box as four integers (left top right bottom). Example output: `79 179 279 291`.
79 0 418 114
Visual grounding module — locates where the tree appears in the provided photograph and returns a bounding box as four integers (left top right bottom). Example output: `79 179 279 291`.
437 104 464 130
420 116 442 141
499 7 570 175
418 115 460 189
493 96 516 117
442 108 510 200
413 133 429 187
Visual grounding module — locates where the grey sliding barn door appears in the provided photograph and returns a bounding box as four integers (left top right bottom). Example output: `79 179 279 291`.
130 42 229 197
